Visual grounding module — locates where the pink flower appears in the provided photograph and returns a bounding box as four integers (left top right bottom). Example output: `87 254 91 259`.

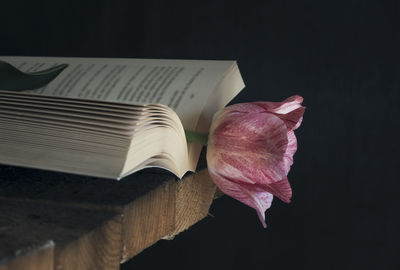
206 95 305 228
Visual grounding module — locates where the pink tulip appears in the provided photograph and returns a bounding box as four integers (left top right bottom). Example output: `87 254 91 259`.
206 95 305 228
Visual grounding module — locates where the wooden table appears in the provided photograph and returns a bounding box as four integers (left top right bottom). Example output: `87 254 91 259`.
0 152 218 270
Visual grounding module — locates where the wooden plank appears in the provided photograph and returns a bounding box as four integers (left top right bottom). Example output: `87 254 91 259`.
0 199 122 270
120 168 217 262
120 181 175 262
0 166 169 208
164 169 216 239
0 165 175 266
54 212 122 270
0 240 54 270
0 151 218 268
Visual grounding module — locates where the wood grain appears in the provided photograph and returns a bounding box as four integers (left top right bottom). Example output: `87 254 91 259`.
0 157 218 269
120 168 217 262
120 181 175 262
0 198 122 270
54 213 122 270
164 169 216 239
0 241 54 270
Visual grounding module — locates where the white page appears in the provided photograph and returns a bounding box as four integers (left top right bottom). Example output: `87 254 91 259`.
0 56 236 129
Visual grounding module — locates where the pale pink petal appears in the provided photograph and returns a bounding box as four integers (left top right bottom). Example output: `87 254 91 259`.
219 102 266 114
282 130 297 175
293 116 303 130
274 106 305 130
254 95 304 114
234 175 291 204
206 96 305 228
209 168 273 228
216 96 305 131
258 177 292 203
222 95 304 116
208 111 291 187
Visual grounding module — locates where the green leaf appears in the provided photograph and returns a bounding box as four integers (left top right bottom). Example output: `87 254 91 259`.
185 130 209 145
0 60 68 91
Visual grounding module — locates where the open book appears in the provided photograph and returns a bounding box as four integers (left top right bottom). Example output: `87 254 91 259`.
0 56 244 179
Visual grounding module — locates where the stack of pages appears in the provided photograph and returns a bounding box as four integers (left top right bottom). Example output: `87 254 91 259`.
0 56 245 179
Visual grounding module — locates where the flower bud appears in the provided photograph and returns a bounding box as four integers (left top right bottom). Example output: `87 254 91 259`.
206 95 305 227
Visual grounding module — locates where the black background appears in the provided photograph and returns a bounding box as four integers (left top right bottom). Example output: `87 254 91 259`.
1 1 399 269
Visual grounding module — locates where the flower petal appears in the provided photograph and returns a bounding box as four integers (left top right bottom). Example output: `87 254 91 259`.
274 107 305 130
283 130 297 175
254 95 304 114
208 111 290 187
215 95 305 131
206 96 305 228
250 177 292 203
209 168 273 228
253 96 305 130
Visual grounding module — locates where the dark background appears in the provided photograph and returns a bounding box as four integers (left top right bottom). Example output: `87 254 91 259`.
1 0 399 269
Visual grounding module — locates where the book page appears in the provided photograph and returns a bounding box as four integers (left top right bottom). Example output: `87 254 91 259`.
0 56 237 130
